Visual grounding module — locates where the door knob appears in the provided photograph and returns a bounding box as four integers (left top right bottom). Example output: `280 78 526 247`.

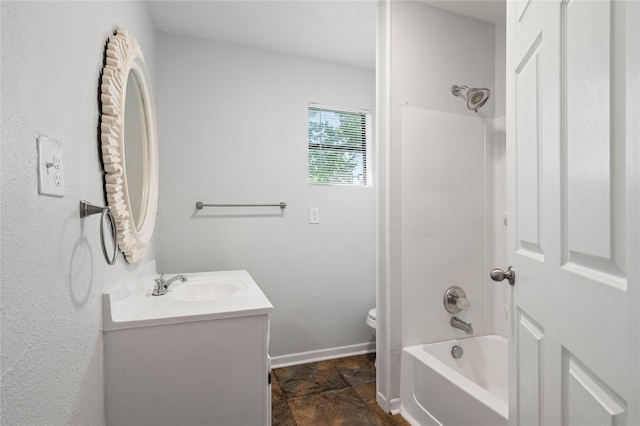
490 266 515 286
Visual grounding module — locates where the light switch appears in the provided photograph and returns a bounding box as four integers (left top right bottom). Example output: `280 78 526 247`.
37 135 65 197
309 207 320 224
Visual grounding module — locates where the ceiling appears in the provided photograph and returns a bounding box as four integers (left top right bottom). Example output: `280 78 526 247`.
418 0 506 25
148 1 506 71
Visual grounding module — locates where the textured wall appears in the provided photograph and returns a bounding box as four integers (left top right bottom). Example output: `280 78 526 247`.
1 2 157 424
155 33 376 359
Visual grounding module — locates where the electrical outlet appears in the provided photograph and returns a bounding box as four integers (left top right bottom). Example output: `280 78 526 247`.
37 135 65 197
309 207 320 224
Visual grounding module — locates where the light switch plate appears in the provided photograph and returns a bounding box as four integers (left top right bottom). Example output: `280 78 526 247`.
37 135 65 197
309 207 320 224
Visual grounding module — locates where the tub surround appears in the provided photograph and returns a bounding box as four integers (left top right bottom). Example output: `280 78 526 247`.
400 107 486 346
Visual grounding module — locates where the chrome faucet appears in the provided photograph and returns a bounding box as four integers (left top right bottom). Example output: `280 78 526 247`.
451 317 473 335
152 273 187 296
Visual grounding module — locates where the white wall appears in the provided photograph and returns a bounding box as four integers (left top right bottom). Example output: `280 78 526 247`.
155 33 376 359
1 2 157 424
375 0 396 410
379 0 497 409
485 18 508 338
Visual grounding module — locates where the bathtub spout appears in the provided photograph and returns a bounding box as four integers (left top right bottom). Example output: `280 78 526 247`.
451 317 473 335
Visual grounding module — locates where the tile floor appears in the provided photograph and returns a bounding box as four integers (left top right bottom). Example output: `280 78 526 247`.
272 353 409 426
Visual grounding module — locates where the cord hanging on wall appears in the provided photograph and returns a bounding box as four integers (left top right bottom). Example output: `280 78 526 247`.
79 200 117 265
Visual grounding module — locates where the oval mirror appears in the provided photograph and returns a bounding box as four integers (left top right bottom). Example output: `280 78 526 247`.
124 68 149 229
100 29 158 263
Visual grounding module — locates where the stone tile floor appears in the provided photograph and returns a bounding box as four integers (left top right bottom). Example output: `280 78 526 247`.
272 354 409 426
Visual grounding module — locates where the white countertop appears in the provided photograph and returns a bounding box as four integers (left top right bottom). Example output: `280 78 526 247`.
103 266 273 331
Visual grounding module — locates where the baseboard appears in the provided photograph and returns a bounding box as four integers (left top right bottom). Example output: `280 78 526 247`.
389 397 401 415
270 342 375 369
376 392 402 415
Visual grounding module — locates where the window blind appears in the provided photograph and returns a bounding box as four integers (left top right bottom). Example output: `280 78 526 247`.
308 105 369 186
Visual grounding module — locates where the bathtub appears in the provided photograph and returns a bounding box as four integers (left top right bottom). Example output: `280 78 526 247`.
401 334 508 426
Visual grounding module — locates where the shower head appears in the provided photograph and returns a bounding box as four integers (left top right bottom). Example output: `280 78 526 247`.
451 85 490 112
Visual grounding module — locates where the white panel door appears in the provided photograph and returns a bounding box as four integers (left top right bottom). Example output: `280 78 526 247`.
504 1 639 425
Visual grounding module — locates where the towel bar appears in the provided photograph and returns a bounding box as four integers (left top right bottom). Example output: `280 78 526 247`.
195 202 287 210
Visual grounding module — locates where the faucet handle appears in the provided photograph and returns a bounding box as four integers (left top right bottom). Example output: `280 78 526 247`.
444 286 469 313
456 297 470 310
152 274 167 296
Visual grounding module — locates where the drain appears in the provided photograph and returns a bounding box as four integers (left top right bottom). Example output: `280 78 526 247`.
451 345 463 359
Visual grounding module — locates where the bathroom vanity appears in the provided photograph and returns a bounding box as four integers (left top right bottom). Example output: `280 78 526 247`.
102 262 273 426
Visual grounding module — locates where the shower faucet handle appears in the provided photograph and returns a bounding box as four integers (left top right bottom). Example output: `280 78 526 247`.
456 297 470 310
443 286 469 314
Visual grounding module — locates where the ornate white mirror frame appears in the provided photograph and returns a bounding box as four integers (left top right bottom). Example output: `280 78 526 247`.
100 29 158 263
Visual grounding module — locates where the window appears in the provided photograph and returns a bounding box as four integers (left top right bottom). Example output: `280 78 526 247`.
308 104 371 186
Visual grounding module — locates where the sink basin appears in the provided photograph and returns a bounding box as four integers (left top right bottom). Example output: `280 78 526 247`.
103 265 273 330
171 278 246 302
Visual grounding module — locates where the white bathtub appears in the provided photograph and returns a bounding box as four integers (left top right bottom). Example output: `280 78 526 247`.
401 334 508 426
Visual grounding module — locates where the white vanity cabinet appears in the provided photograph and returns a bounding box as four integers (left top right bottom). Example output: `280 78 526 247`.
103 268 273 426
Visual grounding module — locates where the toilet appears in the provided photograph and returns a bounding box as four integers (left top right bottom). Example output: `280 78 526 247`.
366 308 377 367
366 308 377 335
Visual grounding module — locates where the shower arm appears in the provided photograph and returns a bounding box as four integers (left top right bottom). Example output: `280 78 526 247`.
451 85 467 97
